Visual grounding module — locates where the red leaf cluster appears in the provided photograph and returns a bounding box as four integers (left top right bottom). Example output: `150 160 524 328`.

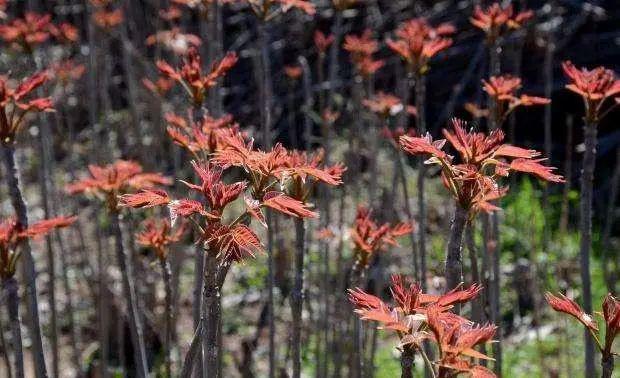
400 118 563 213
205 222 262 262
0 12 52 49
66 160 171 210
427 305 497 377
562 61 620 122
0 71 54 144
165 112 241 156
1 216 76 279
51 59 86 86
349 275 494 377
181 161 247 215
481 75 550 123
387 17 454 74
314 31 335 55
546 292 620 357
157 47 238 105
349 206 413 271
262 191 317 218
136 218 186 261
470 3 533 41
92 8 124 29
344 29 385 77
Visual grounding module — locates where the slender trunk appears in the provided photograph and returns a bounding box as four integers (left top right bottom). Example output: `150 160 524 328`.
396 148 419 280
57 234 81 376
367 324 379 378
415 71 428 291
601 146 620 294
559 116 574 233
332 188 347 377
95 214 109 378
400 345 415 378
367 79 378 206
466 223 483 322
287 83 297 148
445 205 468 297
161 258 174 377
110 211 149 377
489 41 501 79
193 244 204 332
601 354 614 378
46 234 58 378
266 210 276 378
32 50 60 378
349 270 364 378
311 48 332 377
3 277 24 378
0 310 13 378
1 143 48 378
490 211 502 374
201 250 229 378
181 319 204 378
465 222 487 361
206 0 223 116
580 121 597 376
327 11 344 110
119 17 147 163
86 1 104 163
487 39 502 375
258 20 273 148
257 19 276 378
542 30 554 256
292 218 306 378
299 56 313 152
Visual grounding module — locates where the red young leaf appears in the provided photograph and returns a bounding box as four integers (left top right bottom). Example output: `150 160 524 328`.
262 192 317 218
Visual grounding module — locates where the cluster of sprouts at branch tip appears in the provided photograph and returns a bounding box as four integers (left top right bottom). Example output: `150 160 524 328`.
66 160 172 212
0 12 78 50
349 206 413 274
387 17 454 75
562 61 620 124
399 118 564 215
156 46 239 106
470 3 533 43
90 0 124 30
0 71 54 145
314 30 335 56
349 274 496 377
546 293 619 363
117 47 345 267
465 75 551 124
136 218 187 262
0 216 76 280
343 29 385 78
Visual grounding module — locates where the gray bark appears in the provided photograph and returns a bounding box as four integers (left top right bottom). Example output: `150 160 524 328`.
110 211 149 377
580 122 597 376
601 354 614 378
161 259 174 377
3 277 24 378
1 144 48 378
400 345 415 378
445 205 468 295
415 72 428 292
292 218 306 378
